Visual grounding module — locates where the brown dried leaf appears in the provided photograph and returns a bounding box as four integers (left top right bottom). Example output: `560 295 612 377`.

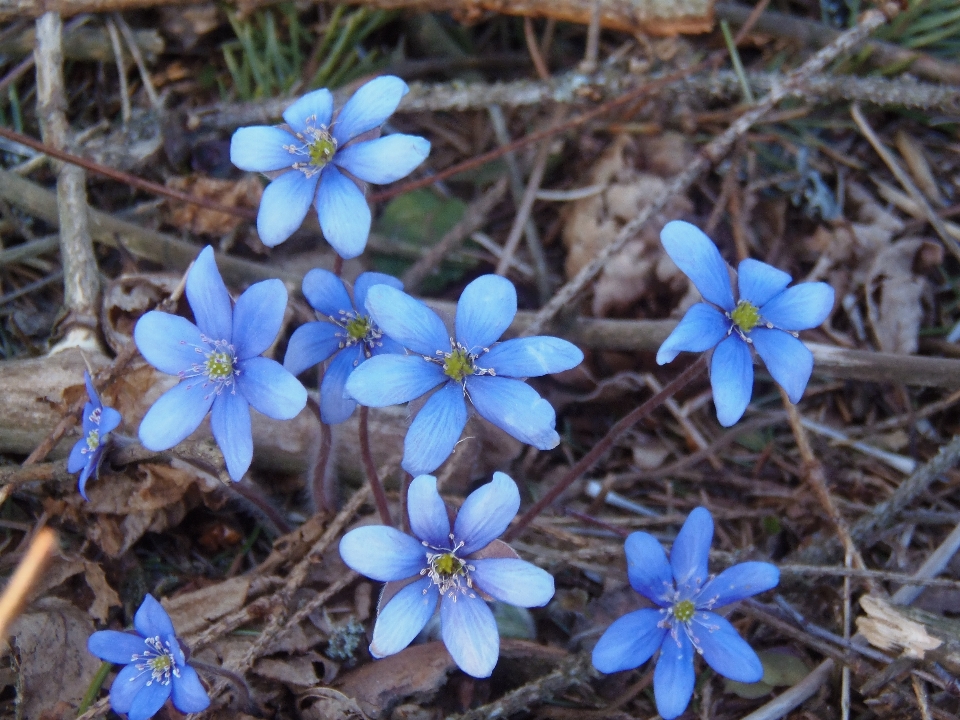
255 655 320 688
866 238 939 354
162 577 250 636
83 562 122 622
165 175 262 236
298 687 368 720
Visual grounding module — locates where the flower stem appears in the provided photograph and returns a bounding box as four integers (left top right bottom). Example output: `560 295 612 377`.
77 661 111 715
359 406 392 526
504 355 708 541
400 471 412 532
304 392 336 514
191 659 254 712
332 255 344 278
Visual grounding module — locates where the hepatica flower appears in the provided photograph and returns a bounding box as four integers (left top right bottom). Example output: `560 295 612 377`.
88 594 210 720
339 472 554 677
344 275 584 475
592 507 779 719
134 247 307 481
68 371 121 500
284 269 404 424
657 220 834 426
230 76 430 257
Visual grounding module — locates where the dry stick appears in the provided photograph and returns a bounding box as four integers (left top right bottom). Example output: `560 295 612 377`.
359 406 392 526
104 18 130 125
523 16 550 81
0 527 55 638
112 12 161 111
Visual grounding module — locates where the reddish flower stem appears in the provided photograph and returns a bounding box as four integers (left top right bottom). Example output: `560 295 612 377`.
305 395 335 514
360 406 392 526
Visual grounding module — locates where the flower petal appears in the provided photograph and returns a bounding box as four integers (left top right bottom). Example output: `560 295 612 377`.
470 559 554 607
402 383 468 476
478 337 583 378
138 381 214 451
466 376 559 450
454 471 520 555
236 357 307 420
711 334 754 427
692 611 764 683
78 460 97 500
170 665 210 714
134 312 205 375
127 676 171 720
68 440 87 474
671 506 713 596
440 592 499 678
336 135 430 184
302 268 352 317
345 355 445 407
283 322 341 377
365 284 449 357
211 390 253 481
100 407 122 435
660 220 735 311
625 532 674 607
370 576 439 658
84 371 100 407
316 166 370 260
231 279 286 360
455 275 516 352
230 126 297 172
591 609 667 674
109 663 151 714
283 88 334 134
88 631 148 664
134 594 176 638
407 474 451 547
333 75 408 145
653 630 696 720
319 346 362 424
697 562 779 609
656 303 730 365
257 170 318 248
186 247 232 342
353 271 404 312
737 259 792 307
751 328 813 405
339 525 427 581
759 282 835 331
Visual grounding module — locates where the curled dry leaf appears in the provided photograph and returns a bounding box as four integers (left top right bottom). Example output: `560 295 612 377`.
101 274 179 354
165 175 263 236
162 576 251 636
298 687 368 720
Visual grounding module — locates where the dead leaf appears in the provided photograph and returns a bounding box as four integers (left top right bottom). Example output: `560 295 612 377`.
857 595 941 658
866 238 939 354
101 274 180 354
165 175 262 236
255 655 321 688
82 562 122 622
162 576 251 636
298 687 368 720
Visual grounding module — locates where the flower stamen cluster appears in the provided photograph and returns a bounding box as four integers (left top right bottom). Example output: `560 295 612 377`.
283 116 339 178
133 636 181 686
180 337 240 393
421 537 476 599
331 309 384 359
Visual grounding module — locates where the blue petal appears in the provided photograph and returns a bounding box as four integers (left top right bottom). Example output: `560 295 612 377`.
109 663 151 714
671 507 713 596
466 376 558 450
353 271 404 312
302 268 352 318
235 357 307 420
660 221 735 311
454 471 520 555
373 335 406 356
211 390 253 482
711 334 754 427
316 166 370 260
691 611 764 683
625 532 674 607
653 630 696 720
402 383 468 476
345 355 445 407
127 676 171 720
100 407 122 435
751 328 813 405
364 284 450 357
84 371 100 407
87 631 148 664
335 135 430 184
591 609 667 674
134 594 176 638
170 665 210 713
138 381 213 451
332 75 408 145
230 126 297 172
339 525 427 581
407 474 452 548
319 346 362 424
134 312 205 375
68 440 87 474
470 559 554 607
283 88 334 135
697 562 779 609
759 282 834 331
81 401 99 435
370 577 439 658
440 592 499 678
737 259 791 307
186 247 232 342
257 170 318 248
78 460 96 500
455 275 516 353
231 279 287 360
477 337 583 378
283 322 341 377
656 304 730 365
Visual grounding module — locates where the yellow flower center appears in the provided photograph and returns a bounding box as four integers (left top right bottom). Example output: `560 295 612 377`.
85 429 100 452
205 351 234 380
672 599 696 623
308 132 337 168
730 300 761 333
346 315 372 342
443 348 474 382
431 552 464 577
149 653 172 674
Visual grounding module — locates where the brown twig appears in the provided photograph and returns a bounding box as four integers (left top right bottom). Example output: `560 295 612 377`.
0 527 56 638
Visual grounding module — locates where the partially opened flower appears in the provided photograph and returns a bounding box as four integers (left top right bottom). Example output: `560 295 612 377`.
592 507 779 719
657 220 834 426
68 371 122 500
339 472 554 677
88 594 210 720
230 76 430 257
283 269 405 424
134 246 307 481
344 275 584 475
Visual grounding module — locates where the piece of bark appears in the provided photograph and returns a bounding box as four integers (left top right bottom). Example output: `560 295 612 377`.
858 595 960 674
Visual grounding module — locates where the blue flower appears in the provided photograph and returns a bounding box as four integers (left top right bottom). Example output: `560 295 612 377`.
343 275 584 476
339 472 555 678
592 507 779 720
657 220 834 426
283 270 405 424
87 594 210 720
68 371 122 500
230 76 431 257
134 246 307 481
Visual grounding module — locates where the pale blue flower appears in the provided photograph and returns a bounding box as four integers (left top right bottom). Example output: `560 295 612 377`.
68 371 121 500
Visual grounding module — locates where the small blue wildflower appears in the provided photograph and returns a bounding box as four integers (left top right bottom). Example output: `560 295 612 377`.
87 594 210 720
283 270 405 424
230 76 431 257
134 246 307 481
68 371 121 500
344 275 584 476
592 507 779 719
657 220 834 426
339 472 554 678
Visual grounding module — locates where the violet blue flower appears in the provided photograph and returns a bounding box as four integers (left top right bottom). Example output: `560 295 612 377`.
339 472 554 677
87 594 210 720
230 76 430 257
344 275 584 475
283 270 405 424
134 246 307 481
657 220 834 426
68 371 121 500
592 507 779 719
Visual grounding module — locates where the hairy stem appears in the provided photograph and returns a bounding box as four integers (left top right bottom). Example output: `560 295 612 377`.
360 406 392 526
190 659 254 712
305 395 334 514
